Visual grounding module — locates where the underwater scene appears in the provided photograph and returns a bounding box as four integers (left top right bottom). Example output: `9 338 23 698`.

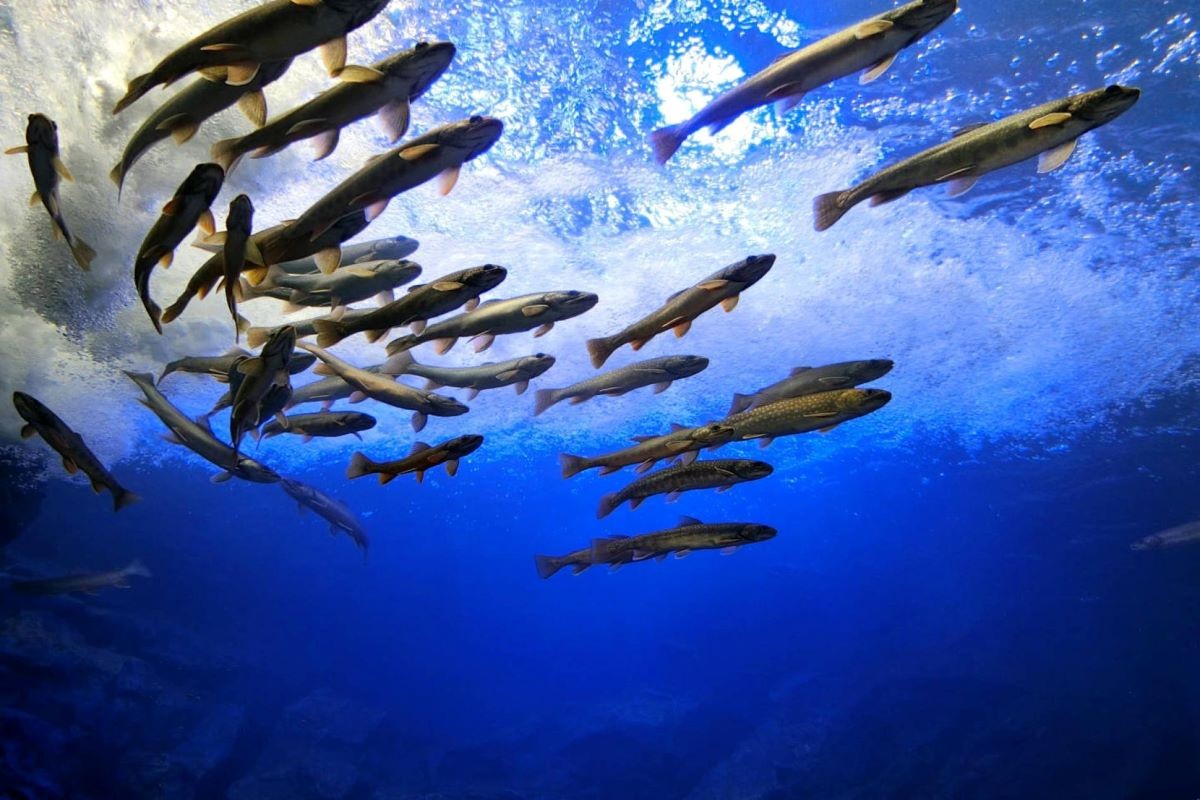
2 0 1200 796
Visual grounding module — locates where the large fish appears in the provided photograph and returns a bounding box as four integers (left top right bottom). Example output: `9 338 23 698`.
587 517 777 570
12 392 140 511
135 163 225 333
277 116 504 247
272 234 419 274
246 310 371 349
717 388 892 448
223 194 260 342
345 435 483 484
385 290 599 356
159 349 315 384
559 423 736 478
284 364 398 411
315 264 507 346
585 255 773 368
650 0 958 164
243 259 422 311
279 477 368 554
11 561 151 595
1130 521 1200 552
533 355 709 416
298 343 467 432
5 114 95 269
728 359 894 415
814 84 1141 231
228 326 296 455
110 59 292 194
125 371 280 484
259 411 376 442
213 41 456 171
597 459 773 519
112 0 390 114
383 352 555 399
160 211 372 325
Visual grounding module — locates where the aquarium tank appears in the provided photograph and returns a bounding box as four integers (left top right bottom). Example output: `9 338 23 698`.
1 0 1199 796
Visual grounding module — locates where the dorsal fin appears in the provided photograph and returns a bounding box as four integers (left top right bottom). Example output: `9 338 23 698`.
678 515 702 527
789 366 812 376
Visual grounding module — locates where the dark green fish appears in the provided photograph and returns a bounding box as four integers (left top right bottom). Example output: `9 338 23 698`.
559 423 736 478
597 459 772 518
260 411 376 442
588 517 777 570
728 359 894 415
717 388 892 448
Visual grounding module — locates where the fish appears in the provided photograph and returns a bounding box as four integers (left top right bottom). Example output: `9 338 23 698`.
284 364 399 411
271 235 419 274
559 423 736 478
597 459 773 519
276 115 504 248
533 355 709 416
11 561 151 596
382 352 555 399
814 84 1142 231
728 359 894 415
135 162 225 333
587 517 777 571
259 411 376 442
649 0 958 164
312 264 507 346
112 0 390 114
12 392 140 511
532 547 595 579
223 194 261 342
585 255 774 368
124 371 280 484
245 310 372 349
345 435 484 484
279 477 368 554
385 290 599 356
717 388 892 448
159 348 253 384
212 41 456 171
241 259 423 312
110 59 292 194
5 113 95 269
298 343 468 432
1130 521 1200 551
228 326 296 455
202 351 322 419
160 211 372 325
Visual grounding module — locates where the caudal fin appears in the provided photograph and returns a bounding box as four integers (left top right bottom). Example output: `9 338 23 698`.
345 452 375 480
534 555 565 580
813 190 851 232
113 488 142 512
532 388 559 416
596 492 621 520
113 72 155 115
245 327 271 349
585 337 617 369
312 319 345 348
559 453 586 479
70 237 96 271
649 124 687 165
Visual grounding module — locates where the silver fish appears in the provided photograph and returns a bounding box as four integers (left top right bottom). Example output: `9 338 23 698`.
384 351 556 399
272 235 419 274
244 259 423 312
284 364 398 411
279 477 368 554
559 423 736 478
534 355 709 416
1131 521 1200 552
12 560 151 596
728 359 894 415
259 411 376 442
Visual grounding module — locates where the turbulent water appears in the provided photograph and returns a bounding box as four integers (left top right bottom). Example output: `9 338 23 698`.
2 0 1200 797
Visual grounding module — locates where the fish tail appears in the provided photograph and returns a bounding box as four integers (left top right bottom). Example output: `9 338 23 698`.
813 190 851 232
125 559 152 579
159 293 191 326
728 393 753 416
534 555 566 580
69 236 96 271
585 336 617 369
345 451 375 480
381 350 414 376
649 123 687 165
245 327 270 349
532 388 559 416
559 453 586 479
110 161 126 195
113 71 155 115
211 137 244 174
312 319 345 348
596 492 620 520
384 335 416 356
113 488 142 512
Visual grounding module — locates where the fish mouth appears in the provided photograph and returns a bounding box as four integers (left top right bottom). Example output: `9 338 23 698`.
25 114 57 146
669 355 710 377
1082 85 1141 121
434 397 470 415
860 359 895 379
11 391 39 421
899 0 958 31
742 462 774 479
469 265 509 288
403 41 457 97
453 116 505 159
732 254 776 282
555 291 599 313
857 389 893 412
741 524 777 543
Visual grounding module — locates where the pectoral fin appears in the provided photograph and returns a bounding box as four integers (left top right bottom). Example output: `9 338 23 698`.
315 247 341 275
673 320 692 338
5 145 29 154
1037 138 1077 174
156 114 201 144
854 19 893 39
859 53 896 85
20 424 36 439
225 62 260 87
311 128 340 161
720 295 739 312
378 100 410 142
534 322 554 337
52 156 74 181
198 209 216 236
1029 112 1072 130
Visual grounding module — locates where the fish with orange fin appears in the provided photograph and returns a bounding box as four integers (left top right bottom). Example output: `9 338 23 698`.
346 435 484 484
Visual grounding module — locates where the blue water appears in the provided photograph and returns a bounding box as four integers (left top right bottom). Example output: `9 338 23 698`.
3 0 1200 797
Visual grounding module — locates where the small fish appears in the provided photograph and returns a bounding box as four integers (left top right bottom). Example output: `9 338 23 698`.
299 343 468 432
385 290 598 356
597 459 773 519
718 388 892 448
160 211 372 326
12 392 140 511
533 547 595 579
284 364 398 411
314 264 508 346
246 310 370 349
135 163 225 333
11 560 151 596
110 59 292 194
814 84 1141 231
534 355 709 416
586 255 773 368
5 113 95 269
259 411 376 442
729 359 894 415
229 326 296 455
223 194 261 342
112 0 390 114
559 423 736 478
346 435 484 484
650 0 958 163
158 348 252 384
212 41 456 171
382 351 555 399
125 371 280 484
587 517 777 571
242 259 422 312
272 235 419 274
175 352 315 405
279 477 368 554
1131 521 1200 552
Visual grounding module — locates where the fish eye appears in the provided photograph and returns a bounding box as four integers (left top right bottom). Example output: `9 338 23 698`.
469 115 483 124
415 41 428 49
1104 85 1121 95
